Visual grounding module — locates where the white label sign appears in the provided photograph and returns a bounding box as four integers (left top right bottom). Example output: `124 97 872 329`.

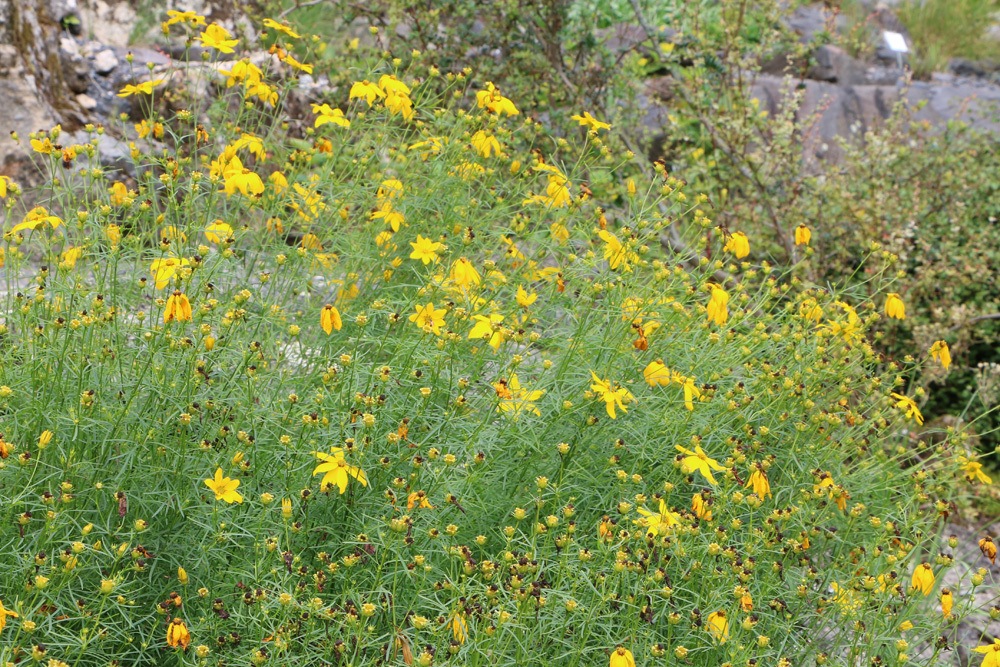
884 31 909 53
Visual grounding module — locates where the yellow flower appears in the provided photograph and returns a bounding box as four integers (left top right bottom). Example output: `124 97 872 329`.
371 201 404 232
280 54 313 76
910 563 935 596
161 225 187 243
501 236 525 262
449 258 481 291
0 598 18 633
221 155 264 197
312 448 368 494
219 59 263 87
204 221 233 244
747 467 771 498
795 224 811 246
589 372 634 419
377 178 404 200
468 313 506 351
231 133 266 160
384 90 415 119
706 285 729 325
830 581 862 613
269 171 288 193
824 301 862 342
598 230 634 272
406 491 433 509
680 376 701 411
515 286 537 308
178 567 189 585
981 536 998 564
450 613 468 644
475 82 518 116
349 80 385 106
675 445 727 485
60 246 83 270
941 588 953 618
312 103 350 129
963 459 992 485
571 111 611 131
204 468 243 504
723 231 750 259
635 498 680 536
975 639 1000 667
109 181 129 206
813 474 848 511
320 304 343 334
263 18 300 38
609 646 636 667
496 373 545 417
163 10 206 28
0 175 13 198
706 610 729 644
471 130 502 158
409 136 444 158
198 24 239 53
164 291 192 323
692 492 713 521
117 79 164 97
30 136 54 154
885 292 906 320
409 234 445 264
166 617 191 649
929 340 951 370
247 80 278 105
890 392 924 425
799 298 823 322
643 360 672 387
10 206 63 235
379 74 411 96
150 256 190 290
300 233 323 251
550 222 570 244
409 302 447 335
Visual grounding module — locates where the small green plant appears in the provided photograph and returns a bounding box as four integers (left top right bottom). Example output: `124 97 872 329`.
897 0 1000 73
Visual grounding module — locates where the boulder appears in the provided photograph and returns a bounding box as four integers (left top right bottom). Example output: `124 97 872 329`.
750 73 1000 163
784 3 849 42
93 48 118 75
807 44 867 85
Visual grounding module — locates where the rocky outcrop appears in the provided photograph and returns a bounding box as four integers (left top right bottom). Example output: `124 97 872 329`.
0 0 253 194
0 0 82 186
641 2 1000 165
751 72 1000 162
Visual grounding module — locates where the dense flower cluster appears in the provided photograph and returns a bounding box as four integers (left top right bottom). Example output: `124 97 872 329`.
0 10 990 667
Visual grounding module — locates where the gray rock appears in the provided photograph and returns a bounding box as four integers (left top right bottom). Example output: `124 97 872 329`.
93 48 118 75
76 0 137 48
808 44 867 85
75 92 97 109
65 129 134 178
116 46 171 69
784 3 848 42
60 35 81 57
950 58 1000 79
750 73 1000 163
59 36 90 94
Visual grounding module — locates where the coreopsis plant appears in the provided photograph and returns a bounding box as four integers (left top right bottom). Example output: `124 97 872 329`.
0 11 992 667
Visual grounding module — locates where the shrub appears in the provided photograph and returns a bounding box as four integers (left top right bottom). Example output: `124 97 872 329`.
0 10 990 667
